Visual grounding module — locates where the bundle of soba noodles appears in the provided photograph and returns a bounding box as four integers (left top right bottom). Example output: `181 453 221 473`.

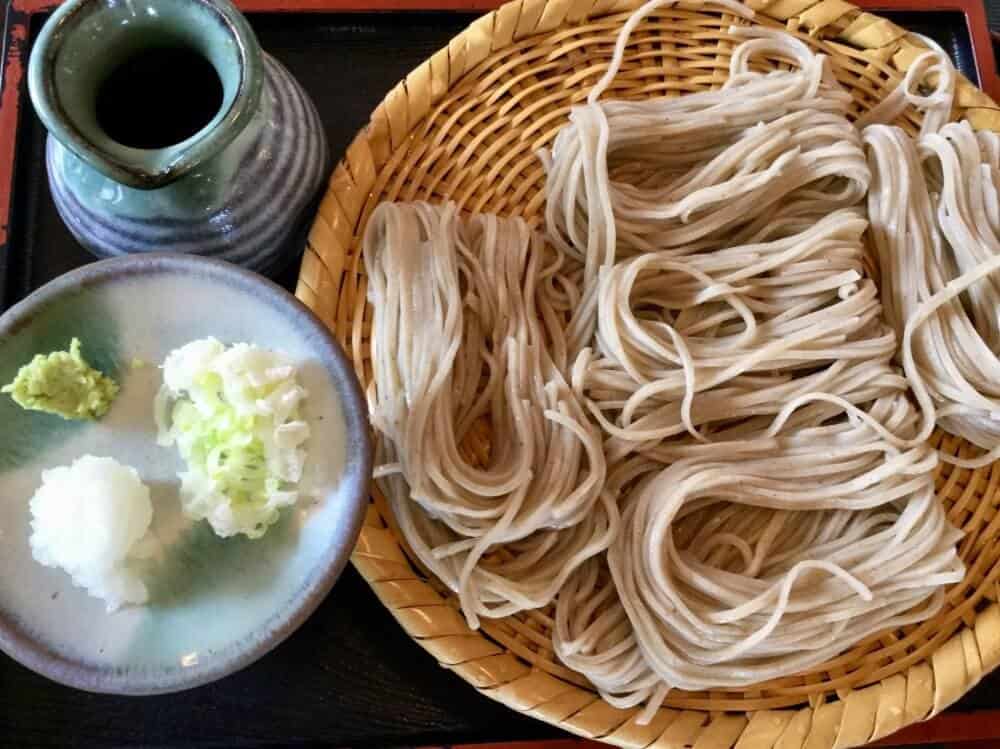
540 6 901 456
363 201 617 629
541 3 870 358
360 0 968 719
536 0 964 716
863 60 1000 466
555 397 963 721
582 208 903 463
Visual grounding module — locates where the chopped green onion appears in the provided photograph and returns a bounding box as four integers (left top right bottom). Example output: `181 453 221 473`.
156 338 309 539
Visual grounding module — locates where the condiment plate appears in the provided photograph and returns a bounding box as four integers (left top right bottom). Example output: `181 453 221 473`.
0 254 371 694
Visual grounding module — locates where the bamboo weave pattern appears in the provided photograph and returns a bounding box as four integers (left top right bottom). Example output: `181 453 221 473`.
296 2 1000 745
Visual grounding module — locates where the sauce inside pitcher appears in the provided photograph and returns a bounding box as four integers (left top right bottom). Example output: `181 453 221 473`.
96 47 224 150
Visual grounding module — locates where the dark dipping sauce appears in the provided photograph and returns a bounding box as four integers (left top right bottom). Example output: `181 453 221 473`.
96 46 224 150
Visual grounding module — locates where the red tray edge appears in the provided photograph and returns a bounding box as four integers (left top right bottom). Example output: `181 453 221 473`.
1 1 997 744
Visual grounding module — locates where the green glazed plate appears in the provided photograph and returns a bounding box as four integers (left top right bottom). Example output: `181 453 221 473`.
0 254 371 694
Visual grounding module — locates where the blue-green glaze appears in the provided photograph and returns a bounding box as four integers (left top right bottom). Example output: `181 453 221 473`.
28 0 329 275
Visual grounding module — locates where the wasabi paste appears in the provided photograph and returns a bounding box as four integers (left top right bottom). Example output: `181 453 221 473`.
2 338 119 420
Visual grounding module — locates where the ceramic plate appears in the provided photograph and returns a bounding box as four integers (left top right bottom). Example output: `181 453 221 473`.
0 254 371 694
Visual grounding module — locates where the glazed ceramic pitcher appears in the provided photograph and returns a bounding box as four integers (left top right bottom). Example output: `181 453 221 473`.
28 0 329 275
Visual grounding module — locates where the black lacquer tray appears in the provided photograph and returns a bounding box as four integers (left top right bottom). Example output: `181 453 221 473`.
2 5 1000 748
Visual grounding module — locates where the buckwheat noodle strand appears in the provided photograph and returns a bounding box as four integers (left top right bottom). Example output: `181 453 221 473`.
863 52 1000 466
362 0 967 720
364 202 617 628
556 425 963 721
541 0 964 719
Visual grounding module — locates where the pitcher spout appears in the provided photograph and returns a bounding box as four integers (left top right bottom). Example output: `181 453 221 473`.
28 0 263 190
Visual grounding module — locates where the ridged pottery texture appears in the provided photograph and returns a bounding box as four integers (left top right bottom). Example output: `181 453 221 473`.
28 0 329 276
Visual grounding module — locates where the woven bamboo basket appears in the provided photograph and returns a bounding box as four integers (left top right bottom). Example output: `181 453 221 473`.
295 1 1000 746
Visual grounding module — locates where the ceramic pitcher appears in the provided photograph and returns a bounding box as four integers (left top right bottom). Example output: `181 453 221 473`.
28 0 329 275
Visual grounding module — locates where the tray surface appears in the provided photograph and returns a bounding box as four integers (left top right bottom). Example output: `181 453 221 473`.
0 8 999 749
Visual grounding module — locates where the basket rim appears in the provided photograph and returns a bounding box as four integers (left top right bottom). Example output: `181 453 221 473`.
295 1 1000 747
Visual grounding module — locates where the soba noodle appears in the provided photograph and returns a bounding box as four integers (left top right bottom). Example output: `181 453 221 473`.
541 11 870 358
540 0 964 718
361 0 968 718
582 208 904 461
863 51 1000 466
556 400 963 721
364 201 617 628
